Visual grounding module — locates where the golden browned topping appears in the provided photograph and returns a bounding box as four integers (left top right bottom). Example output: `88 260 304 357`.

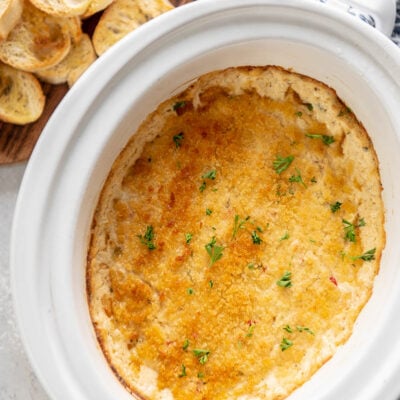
87 66 385 400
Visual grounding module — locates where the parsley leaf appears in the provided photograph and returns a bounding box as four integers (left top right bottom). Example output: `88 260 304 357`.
351 248 376 262
304 103 313 111
173 132 184 148
183 339 190 350
330 201 342 213
185 233 193 244
289 168 307 188
205 208 212 216
178 364 187 377
342 218 366 242
283 325 293 333
246 325 255 338
199 169 216 192
232 215 250 238
205 236 224 266
251 230 263 244
193 349 210 365
280 338 293 351
137 225 156 250
173 101 187 111
277 271 292 288
273 155 294 174
342 219 356 242
202 169 217 180
305 133 335 145
279 232 289 241
296 326 315 335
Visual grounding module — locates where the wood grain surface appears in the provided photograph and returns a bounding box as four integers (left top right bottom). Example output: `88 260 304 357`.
0 0 193 164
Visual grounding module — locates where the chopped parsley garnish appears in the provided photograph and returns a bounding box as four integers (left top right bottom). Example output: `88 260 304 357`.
199 169 216 192
342 218 366 242
185 233 193 244
247 262 263 270
338 107 352 117
193 349 210 365
280 338 293 351
351 248 376 262
202 169 217 180
251 230 263 244
283 324 314 335
173 100 187 111
305 133 335 145
209 280 214 288
273 155 294 174
232 215 250 238
343 219 356 242
137 225 156 250
205 208 212 216
197 372 205 379
283 325 293 333
187 288 194 295
289 168 307 188
296 326 315 335
205 236 224 266
304 103 313 111
178 364 187 377
277 271 292 288
246 325 255 338
173 132 184 148
279 232 289 241
330 201 342 213
183 339 190 350
295 111 303 117
310 176 317 183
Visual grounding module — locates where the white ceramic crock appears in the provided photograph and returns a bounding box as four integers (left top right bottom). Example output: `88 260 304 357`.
10 1 400 399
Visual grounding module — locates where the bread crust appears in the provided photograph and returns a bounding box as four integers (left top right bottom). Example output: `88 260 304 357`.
88 65 385 400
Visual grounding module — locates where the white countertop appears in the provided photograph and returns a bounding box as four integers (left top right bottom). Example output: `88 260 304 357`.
0 162 48 400
2 3 400 398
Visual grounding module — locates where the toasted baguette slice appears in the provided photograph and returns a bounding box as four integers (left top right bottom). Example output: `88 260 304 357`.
0 1 77 72
0 62 45 124
29 0 91 17
92 0 173 56
0 0 23 41
81 0 114 18
36 33 96 87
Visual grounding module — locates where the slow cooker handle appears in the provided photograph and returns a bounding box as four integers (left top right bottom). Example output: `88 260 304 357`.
321 0 396 36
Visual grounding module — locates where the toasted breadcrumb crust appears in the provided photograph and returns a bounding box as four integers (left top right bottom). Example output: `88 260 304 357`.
87 66 385 400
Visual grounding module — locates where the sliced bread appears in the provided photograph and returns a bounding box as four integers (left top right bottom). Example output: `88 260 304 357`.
81 0 115 18
92 0 173 56
0 0 23 41
0 61 45 124
36 33 96 87
29 0 91 17
0 1 77 72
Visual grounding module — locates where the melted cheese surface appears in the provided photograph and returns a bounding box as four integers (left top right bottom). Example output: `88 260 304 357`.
87 67 385 400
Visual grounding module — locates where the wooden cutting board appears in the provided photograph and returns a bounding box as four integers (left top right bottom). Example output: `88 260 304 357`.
0 0 192 164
